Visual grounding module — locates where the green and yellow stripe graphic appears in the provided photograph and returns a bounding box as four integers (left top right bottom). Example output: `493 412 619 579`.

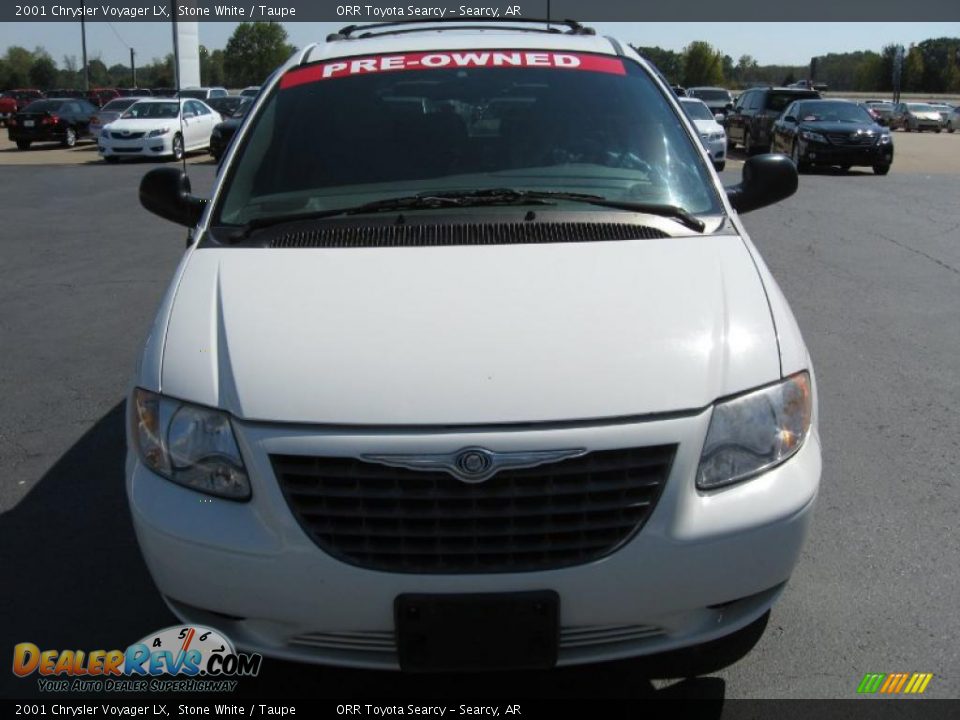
857 673 933 694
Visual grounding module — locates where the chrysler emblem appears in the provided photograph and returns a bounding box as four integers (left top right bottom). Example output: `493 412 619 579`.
362 446 588 484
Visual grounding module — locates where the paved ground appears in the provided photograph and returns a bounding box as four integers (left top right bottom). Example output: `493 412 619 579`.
0 155 958 699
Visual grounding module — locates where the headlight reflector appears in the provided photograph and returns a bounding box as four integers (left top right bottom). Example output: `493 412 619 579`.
147 127 170 138
130 389 250 500
696 372 812 490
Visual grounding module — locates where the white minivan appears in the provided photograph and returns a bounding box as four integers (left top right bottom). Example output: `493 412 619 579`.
128 20 820 672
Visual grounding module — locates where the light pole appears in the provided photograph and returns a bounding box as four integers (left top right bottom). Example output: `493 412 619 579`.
80 0 89 90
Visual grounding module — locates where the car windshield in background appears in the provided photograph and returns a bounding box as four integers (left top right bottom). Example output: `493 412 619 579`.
768 92 814 112
907 103 936 111
217 51 722 226
795 101 873 123
681 100 714 121
101 98 140 112
121 102 179 119
22 100 63 112
178 90 208 99
208 97 244 116
690 89 729 101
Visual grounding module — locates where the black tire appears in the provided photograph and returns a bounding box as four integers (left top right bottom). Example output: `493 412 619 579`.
744 130 754 155
62 127 77 148
873 164 890 175
16 140 31 150
170 133 184 161
839 165 852 172
934 127 941 133
790 141 807 173
714 161 726 172
948 127 955 133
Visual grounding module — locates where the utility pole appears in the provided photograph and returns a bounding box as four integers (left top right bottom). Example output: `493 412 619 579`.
80 1 89 90
130 48 136 88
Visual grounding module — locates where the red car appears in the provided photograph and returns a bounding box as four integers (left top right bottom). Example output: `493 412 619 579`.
0 89 45 125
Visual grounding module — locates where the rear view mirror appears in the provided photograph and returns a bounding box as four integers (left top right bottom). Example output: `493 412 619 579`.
725 154 798 214
139 167 206 227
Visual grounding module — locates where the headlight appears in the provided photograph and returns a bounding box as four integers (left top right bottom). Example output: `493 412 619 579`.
800 130 827 143
696 372 813 490
879 133 892 144
708 131 725 141
147 127 170 138
130 388 251 500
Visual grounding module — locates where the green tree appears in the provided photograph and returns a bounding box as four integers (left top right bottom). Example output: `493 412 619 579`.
199 45 226 87
904 44 925 91
224 22 294 88
4 46 35 87
632 45 683 84
87 58 110 86
735 55 759 86
682 41 724 87
108 63 131 86
29 54 57 89
943 55 960 93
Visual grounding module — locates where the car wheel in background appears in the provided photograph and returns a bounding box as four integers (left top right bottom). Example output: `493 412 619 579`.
170 133 184 161
873 163 890 175
744 130 754 155
16 140 31 150
934 127 941 133
790 141 807 173
62 127 77 148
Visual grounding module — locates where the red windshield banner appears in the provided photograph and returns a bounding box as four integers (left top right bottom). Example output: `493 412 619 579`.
280 51 626 89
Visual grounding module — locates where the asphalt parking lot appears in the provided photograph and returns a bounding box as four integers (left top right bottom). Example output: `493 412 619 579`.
0 136 958 700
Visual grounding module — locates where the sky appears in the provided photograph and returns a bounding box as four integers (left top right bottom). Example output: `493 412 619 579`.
1 22 958 69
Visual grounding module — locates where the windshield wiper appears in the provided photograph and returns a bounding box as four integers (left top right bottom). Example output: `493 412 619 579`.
228 187 705 240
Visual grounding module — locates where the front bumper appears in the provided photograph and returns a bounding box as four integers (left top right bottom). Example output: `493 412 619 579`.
800 140 893 167
99 134 174 158
127 407 821 670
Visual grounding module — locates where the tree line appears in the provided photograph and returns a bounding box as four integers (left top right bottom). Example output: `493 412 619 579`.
3 25 958 94
634 37 960 92
0 22 294 90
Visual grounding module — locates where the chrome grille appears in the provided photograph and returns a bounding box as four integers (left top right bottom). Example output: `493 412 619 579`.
110 131 145 139
288 624 664 654
272 446 675 573
826 132 876 145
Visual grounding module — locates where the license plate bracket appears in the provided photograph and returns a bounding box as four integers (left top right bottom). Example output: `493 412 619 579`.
395 591 559 672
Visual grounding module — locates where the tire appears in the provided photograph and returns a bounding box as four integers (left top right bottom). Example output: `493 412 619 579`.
839 165 852 172
714 161 726 172
62 127 77 148
170 133 184 161
948 126 955 133
873 164 890 175
15 140 31 150
790 141 807 173
935 127 941 133
744 130 753 155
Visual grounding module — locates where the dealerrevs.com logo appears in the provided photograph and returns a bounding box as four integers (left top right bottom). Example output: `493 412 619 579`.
12 625 262 693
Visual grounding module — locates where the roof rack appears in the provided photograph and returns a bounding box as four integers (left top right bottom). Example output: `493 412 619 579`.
327 18 596 42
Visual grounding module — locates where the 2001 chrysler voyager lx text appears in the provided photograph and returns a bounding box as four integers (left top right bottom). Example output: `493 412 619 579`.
128 19 821 672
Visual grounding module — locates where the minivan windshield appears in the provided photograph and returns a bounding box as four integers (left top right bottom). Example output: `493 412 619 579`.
216 50 723 226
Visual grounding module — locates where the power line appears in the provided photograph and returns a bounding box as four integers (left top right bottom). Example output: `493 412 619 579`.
106 22 130 50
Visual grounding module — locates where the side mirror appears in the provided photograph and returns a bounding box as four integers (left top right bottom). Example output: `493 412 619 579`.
139 167 207 227
725 154 798 214
714 113 725 123
783 115 797 123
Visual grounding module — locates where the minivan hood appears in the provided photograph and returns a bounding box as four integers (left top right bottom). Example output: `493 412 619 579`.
159 236 781 425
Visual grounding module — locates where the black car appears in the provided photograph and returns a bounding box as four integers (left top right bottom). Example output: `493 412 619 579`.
206 95 248 118
771 99 893 175
7 98 98 149
209 97 253 162
726 86 820 154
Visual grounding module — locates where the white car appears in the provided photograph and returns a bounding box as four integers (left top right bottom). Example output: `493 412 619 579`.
98 98 221 162
129 20 819 673
89 97 141 137
680 97 728 171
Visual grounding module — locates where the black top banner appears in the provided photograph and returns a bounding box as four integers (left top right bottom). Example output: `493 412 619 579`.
3 0 959 23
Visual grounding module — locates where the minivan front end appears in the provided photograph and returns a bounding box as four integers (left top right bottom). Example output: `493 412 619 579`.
127 31 819 672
